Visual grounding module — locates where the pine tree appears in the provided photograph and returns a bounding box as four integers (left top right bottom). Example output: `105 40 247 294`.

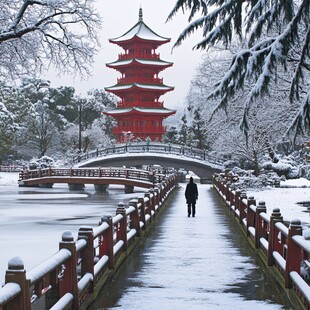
168 0 310 136
191 107 208 149
164 125 179 144
179 114 189 145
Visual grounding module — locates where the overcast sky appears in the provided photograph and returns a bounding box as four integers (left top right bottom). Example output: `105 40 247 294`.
45 0 205 111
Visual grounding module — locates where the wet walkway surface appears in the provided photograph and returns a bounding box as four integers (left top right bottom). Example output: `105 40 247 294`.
90 184 293 310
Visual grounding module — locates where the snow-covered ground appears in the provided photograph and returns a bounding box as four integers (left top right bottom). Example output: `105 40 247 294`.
247 178 310 225
0 172 20 186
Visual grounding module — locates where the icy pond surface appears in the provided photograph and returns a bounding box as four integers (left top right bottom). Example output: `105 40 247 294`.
0 172 147 284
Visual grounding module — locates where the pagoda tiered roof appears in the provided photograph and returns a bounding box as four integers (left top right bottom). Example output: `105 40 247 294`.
105 83 174 93
109 19 170 46
104 107 175 117
106 58 173 70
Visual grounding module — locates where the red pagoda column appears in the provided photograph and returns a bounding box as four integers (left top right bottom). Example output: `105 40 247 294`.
104 8 175 143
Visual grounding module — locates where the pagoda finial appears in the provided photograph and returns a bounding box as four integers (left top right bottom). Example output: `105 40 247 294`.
139 6 143 22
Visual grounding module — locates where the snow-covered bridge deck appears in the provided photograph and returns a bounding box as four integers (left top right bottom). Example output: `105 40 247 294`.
90 184 291 309
74 142 224 182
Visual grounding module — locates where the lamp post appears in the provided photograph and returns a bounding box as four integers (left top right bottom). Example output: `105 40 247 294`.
78 102 82 153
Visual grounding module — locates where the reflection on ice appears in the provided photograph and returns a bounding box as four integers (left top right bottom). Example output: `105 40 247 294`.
17 193 88 200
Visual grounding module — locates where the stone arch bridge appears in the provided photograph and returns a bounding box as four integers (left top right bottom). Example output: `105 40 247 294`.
75 142 224 183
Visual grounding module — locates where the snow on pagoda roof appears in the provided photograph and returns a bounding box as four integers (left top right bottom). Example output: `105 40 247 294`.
106 58 173 68
105 83 174 92
110 9 170 44
104 107 175 116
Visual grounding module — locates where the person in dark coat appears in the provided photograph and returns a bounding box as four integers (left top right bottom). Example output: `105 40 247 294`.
185 176 198 217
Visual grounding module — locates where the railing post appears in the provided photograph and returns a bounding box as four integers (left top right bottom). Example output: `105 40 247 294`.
234 189 241 215
157 184 163 206
144 192 151 219
116 202 128 251
149 188 155 214
138 197 146 228
228 187 234 208
59 231 79 309
129 199 141 237
78 226 94 292
154 187 159 209
160 182 166 200
246 196 256 235
100 215 114 268
285 219 302 288
267 208 283 266
239 191 247 224
255 201 267 248
4 257 31 310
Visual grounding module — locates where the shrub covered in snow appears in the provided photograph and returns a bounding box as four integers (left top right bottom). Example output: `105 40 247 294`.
216 167 283 190
27 156 67 169
260 160 300 179
229 172 283 190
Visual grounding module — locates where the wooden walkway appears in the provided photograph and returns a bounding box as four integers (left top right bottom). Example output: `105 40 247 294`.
90 184 290 309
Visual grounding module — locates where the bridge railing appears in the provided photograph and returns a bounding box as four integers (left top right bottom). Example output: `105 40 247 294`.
18 167 164 184
0 174 178 310
213 173 310 308
73 142 225 166
0 165 24 172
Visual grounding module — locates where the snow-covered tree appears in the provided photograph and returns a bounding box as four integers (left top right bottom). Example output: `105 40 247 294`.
185 47 306 171
0 0 101 79
70 90 116 153
191 107 209 149
0 78 116 158
21 101 60 157
168 0 310 136
13 78 63 157
164 125 179 144
178 114 190 145
0 101 17 160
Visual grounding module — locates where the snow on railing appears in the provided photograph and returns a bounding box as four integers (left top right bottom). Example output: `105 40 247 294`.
213 173 310 309
0 174 177 310
19 167 158 182
0 165 24 172
72 142 225 167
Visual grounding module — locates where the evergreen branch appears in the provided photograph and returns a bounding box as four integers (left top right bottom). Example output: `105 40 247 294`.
289 27 310 101
286 94 310 137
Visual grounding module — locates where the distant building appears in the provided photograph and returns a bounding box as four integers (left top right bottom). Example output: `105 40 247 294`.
104 8 175 143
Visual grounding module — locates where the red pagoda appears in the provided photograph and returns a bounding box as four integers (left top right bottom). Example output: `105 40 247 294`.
104 8 175 143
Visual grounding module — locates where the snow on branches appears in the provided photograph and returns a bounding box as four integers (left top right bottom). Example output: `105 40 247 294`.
168 0 310 136
0 0 101 79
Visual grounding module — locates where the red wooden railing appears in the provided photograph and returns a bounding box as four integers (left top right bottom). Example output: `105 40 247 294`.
117 77 163 85
118 101 164 108
112 126 166 135
118 52 160 60
0 174 177 310
213 173 310 308
18 167 155 182
18 167 164 189
0 165 23 172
